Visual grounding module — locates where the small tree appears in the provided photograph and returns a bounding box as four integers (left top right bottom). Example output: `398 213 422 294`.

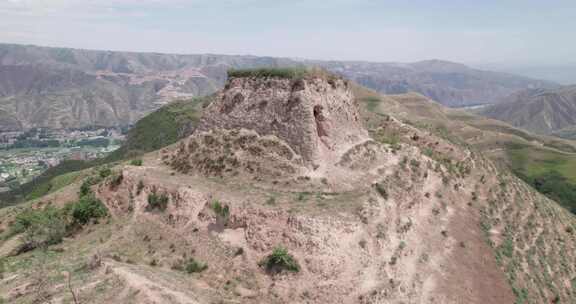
12 206 67 251
69 195 108 226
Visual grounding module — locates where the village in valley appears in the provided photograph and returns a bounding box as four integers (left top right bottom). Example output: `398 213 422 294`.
0 127 125 192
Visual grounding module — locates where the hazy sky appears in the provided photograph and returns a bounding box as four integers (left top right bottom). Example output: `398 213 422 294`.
1 0 575 65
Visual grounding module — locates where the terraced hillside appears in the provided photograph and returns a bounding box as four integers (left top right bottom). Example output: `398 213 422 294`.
356 87 576 214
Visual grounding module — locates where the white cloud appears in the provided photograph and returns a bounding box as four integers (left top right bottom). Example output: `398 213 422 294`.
0 0 188 17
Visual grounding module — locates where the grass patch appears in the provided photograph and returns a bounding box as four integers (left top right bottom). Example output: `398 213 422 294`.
105 96 208 162
506 143 576 213
362 96 381 113
184 258 208 273
130 159 143 166
172 258 208 273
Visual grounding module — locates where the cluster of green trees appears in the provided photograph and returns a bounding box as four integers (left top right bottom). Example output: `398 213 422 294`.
525 171 576 214
6 139 60 149
7 177 108 252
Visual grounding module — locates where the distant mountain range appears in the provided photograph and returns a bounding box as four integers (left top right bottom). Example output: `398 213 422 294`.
480 85 576 137
477 64 576 85
0 43 556 130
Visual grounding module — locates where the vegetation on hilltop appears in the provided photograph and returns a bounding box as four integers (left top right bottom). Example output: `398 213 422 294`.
106 96 209 161
260 247 300 273
227 66 339 81
228 67 308 79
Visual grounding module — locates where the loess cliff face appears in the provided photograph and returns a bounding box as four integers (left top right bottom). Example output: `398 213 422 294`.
197 75 368 166
166 74 380 189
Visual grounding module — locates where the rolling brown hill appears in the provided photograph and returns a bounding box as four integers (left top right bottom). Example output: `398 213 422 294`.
480 85 576 136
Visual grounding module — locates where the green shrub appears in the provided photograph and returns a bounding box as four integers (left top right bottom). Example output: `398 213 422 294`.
9 195 108 252
10 208 39 235
184 258 208 273
99 168 112 179
211 200 229 219
260 247 300 273
11 206 67 250
79 179 92 197
79 176 101 197
130 159 143 166
362 96 381 112
146 191 169 211
69 195 108 226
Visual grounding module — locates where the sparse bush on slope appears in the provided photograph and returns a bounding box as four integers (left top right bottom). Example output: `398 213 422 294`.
184 258 208 273
68 194 108 226
146 191 169 211
211 200 229 219
260 247 300 273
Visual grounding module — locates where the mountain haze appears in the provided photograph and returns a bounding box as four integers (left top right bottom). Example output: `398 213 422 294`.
0 43 555 130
